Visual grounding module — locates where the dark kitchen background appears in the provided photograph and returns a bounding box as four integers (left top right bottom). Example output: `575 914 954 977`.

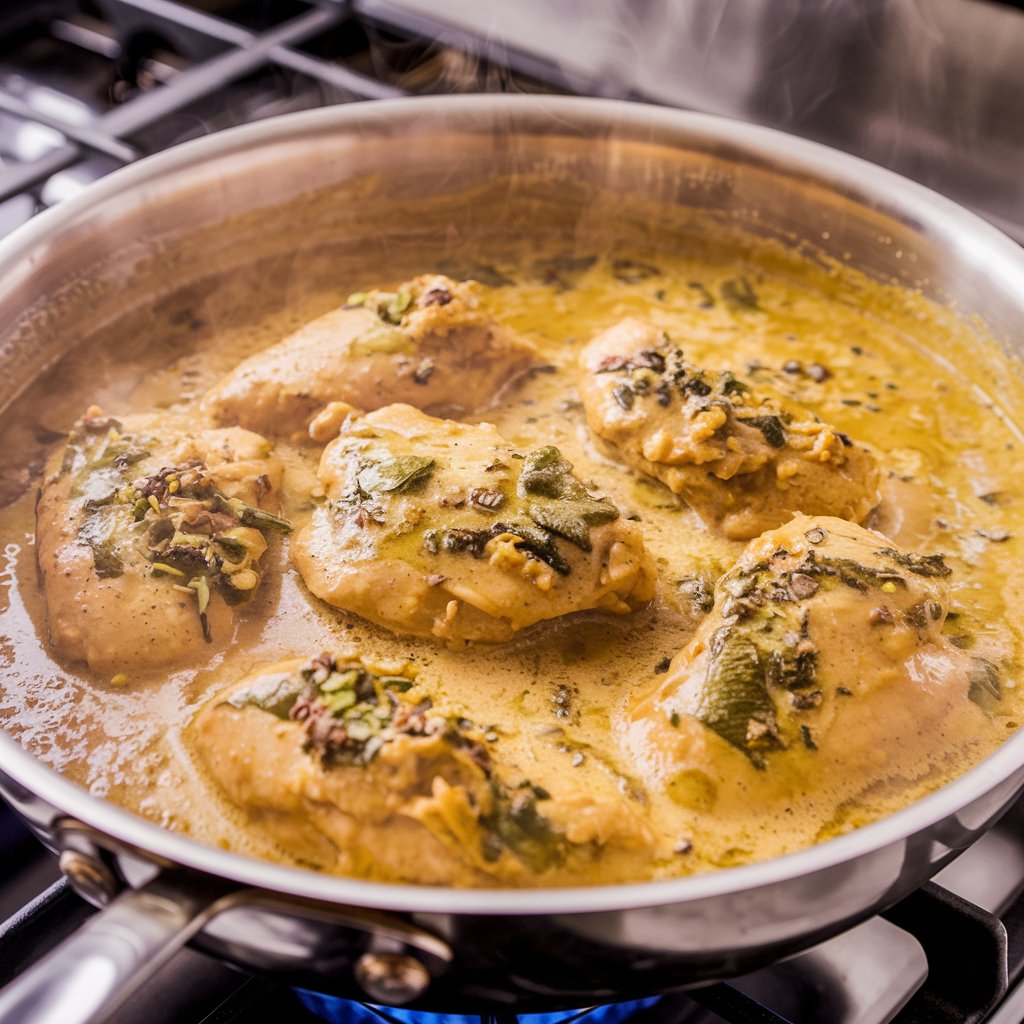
2 2 1024 1023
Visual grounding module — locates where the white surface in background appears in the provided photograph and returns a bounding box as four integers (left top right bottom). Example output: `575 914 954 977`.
370 0 1024 240
366 0 773 113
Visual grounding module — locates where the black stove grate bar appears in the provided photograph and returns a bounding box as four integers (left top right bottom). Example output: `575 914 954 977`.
268 44 403 98
999 874 1024 987
0 864 1015 1024
113 0 256 48
354 0 639 102
885 881 1008 1024
655 876 1015 1024
107 0 405 100
0 877 94 989
0 146 84 208
687 984 790 1024
2 864 1007 1024
49 15 122 59
0 91 138 163
0 0 406 207
196 975 321 1023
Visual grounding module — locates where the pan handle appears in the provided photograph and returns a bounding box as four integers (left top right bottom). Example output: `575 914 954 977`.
0 870 231 1024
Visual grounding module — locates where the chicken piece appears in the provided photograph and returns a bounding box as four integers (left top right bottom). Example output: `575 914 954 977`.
622 515 994 811
579 318 881 539
292 404 656 642
192 651 652 885
202 275 538 438
37 408 288 676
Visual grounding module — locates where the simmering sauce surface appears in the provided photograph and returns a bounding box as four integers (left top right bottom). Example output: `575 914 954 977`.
1 244 1022 884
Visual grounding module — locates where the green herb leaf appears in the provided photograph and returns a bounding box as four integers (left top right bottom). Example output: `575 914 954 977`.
525 497 618 552
226 673 303 719
611 259 661 284
349 325 415 356
688 281 716 308
720 276 759 311
214 535 249 558
678 574 715 613
233 501 293 533
324 688 358 715
90 540 124 578
69 434 150 498
799 553 905 591
79 511 124 579
738 414 787 448
967 658 1001 710
612 384 635 410
516 446 619 552
719 370 749 397
692 631 781 766
357 456 435 495
320 668 361 693
380 675 414 692
499 522 572 576
389 288 413 318
72 468 121 506
876 547 952 578
518 446 577 500
481 780 565 873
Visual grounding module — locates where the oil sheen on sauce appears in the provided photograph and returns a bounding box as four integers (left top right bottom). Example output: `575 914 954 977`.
0 248 1022 884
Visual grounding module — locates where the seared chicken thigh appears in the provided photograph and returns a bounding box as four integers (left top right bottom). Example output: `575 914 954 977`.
202 275 538 438
622 515 992 813
37 408 288 675
292 404 655 642
579 318 881 539
192 651 652 885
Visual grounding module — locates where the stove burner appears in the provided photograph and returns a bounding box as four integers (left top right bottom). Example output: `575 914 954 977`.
292 992 661 1024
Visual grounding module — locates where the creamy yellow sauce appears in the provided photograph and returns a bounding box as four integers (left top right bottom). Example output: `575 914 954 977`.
1 245 1022 883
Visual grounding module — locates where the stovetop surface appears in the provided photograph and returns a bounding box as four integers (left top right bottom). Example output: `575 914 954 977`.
4 797 1024 1024
2 3 1024 1023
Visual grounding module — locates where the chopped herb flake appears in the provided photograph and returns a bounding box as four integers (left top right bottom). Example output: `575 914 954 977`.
968 658 1001 710
739 414 787 448
720 276 759 311
612 384 635 410
876 547 951 578
227 673 304 719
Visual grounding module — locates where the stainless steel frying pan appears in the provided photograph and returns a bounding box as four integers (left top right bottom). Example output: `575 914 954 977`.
1 96 1023 1024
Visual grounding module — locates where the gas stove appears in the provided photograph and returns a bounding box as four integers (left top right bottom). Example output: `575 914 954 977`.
3 795 1024 1024
1 3 1024 1023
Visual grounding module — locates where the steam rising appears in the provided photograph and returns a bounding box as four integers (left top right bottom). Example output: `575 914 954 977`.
383 0 1024 239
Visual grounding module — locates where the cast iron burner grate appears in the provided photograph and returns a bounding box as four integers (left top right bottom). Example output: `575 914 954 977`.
0 0 582 237
0 796 1021 1024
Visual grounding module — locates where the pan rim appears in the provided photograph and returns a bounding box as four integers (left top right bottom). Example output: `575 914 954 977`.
5 724 1024 914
